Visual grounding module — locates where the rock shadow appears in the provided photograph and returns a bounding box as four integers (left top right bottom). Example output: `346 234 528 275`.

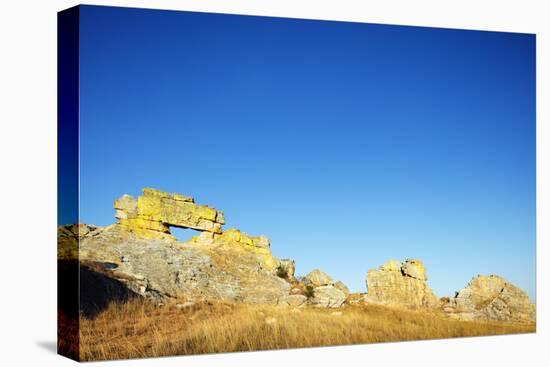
58 259 139 319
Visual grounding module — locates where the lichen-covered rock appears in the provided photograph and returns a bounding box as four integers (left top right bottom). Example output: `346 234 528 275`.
114 188 225 238
443 275 535 323
58 188 293 314
64 224 290 308
211 228 278 271
380 259 402 272
188 231 216 245
364 259 438 308
401 259 427 281
304 269 333 287
310 286 346 308
114 194 138 219
214 228 270 249
333 280 350 295
277 259 296 279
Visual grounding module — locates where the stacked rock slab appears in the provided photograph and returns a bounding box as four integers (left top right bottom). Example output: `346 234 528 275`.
303 269 347 308
114 188 225 239
364 259 438 308
442 275 535 323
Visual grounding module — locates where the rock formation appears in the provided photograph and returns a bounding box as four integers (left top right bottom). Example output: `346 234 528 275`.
364 259 438 308
310 286 346 308
58 189 296 314
114 188 225 239
333 281 350 296
401 259 427 280
59 223 291 308
304 269 333 287
442 275 536 323
300 269 350 308
58 188 535 319
189 228 278 270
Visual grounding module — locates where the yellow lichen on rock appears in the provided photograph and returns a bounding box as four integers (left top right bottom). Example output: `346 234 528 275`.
172 192 194 202
142 187 170 198
247 246 278 270
365 259 438 308
112 188 279 270
118 217 170 233
380 259 402 272
220 228 242 242
125 227 176 241
113 188 225 236
443 275 536 322
214 229 278 270
401 259 427 281
239 233 254 247
136 195 162 218
195 205 217 221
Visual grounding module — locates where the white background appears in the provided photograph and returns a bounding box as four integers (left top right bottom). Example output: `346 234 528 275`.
0 0 548 366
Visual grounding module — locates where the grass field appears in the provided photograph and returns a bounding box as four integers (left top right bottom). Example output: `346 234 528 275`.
59 298 535 361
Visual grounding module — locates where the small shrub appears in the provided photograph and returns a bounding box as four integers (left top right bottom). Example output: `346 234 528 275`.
276 264 288 279
304 285 315 299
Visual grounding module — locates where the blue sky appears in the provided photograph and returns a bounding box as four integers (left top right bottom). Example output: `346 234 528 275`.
76 6 536 300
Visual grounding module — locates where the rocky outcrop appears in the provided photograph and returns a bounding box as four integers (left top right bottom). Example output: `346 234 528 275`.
59 224 290 307
442 275 536 323
310 286 346 308
333 281 350 296
299 269 349 308
190 228 278 271
304 269 333 287
58 188 535 320
114 188 225 239
401 259 427 281
58 189 294 313
364 259 438 308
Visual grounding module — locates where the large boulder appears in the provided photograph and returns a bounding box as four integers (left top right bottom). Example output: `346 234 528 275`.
442 275 535 323
401 259 427 281
310 286 346 308
333 280 350 295
364 259 438 308
304 269 333 287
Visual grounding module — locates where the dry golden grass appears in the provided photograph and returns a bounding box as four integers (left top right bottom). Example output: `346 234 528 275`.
77 298 535 361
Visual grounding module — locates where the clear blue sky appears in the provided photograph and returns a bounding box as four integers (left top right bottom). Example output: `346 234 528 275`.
75 6 536 300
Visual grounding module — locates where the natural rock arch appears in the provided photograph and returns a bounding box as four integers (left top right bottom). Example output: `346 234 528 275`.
113 188 225 240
